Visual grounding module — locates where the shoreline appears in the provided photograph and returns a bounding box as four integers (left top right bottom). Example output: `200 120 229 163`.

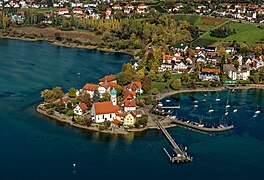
36 104 176 135
36 86 264 135
156 84 264 100
0 34 136 56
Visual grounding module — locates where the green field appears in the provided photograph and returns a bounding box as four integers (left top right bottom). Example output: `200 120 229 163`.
151 74 182 91
201 22 264 44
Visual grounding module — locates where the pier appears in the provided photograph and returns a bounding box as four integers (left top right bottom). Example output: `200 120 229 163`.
170 118 234 132
155 119 192 163
161 106 181 109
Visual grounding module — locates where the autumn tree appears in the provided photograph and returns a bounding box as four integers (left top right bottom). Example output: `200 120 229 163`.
142 76 152 93
68 87 76 98
41 89 56 103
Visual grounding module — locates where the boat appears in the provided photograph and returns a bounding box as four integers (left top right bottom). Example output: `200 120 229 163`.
202 99 207 102
233 109 238 112
166 99 171 103
253 114 257 118
232 89 235 93
255 105 261 114
204 94 207 97
208 104 214 112
194 100 198 103
215 94 220 102
225 100 230 108
194 105 198 108
225 112 229 116
158 102 163 107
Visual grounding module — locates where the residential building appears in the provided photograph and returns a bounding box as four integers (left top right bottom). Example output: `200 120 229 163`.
199 68 220 81
74 103 88 115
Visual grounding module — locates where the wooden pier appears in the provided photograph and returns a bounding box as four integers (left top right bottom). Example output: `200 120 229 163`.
155 119 192 163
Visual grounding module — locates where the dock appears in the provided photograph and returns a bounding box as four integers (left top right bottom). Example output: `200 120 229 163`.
161 106 181 109
170 118 234 132
155 119 192 163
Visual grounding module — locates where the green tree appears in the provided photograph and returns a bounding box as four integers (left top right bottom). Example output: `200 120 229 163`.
92 89 101 102
52 87 64 99
68 87 76 98
101 93 111 102
252 73 260 84
163 70 171 81
117 72 132 85
41 89 56 103
170 79 181 90
142 76 152 93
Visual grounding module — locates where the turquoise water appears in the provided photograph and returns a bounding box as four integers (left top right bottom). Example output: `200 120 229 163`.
1 39 264 180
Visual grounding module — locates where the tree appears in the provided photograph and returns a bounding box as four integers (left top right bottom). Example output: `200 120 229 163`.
163 70 171 81
117 72 132 85
170 79 181 90
122 63 133 72
253 45 262 55
41 89 56 103
52 87 64 99
152 88 159 95
92 89 101 102
68 87 76 98
134 68 145 81
101 93 111 102
142 76 151 93
181 73 190 83
252 73 260 84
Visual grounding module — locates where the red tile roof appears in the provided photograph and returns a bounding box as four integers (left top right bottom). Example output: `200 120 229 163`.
83 84 99 91
59 8 68 12
99 74 116 82
127 81 142 91
124 99 136 107
202 68 221 73
79 103 88 111
116 112 127 117
93 102 118 115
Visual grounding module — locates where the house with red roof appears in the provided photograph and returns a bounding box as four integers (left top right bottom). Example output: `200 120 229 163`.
99 74 116 83
137 4 148 13
58 8 69 15
127 81 143 94
123 111 137 127
74 103 88 115
91 101 120 123
120 90 136 112
82 83 99 98
199 68 221 81
72 7 83 14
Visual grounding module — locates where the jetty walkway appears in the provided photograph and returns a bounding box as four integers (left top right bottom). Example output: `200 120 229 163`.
170 118 234 132
154 119 192 163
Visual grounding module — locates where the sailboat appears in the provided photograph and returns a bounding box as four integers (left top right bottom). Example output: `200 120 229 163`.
208 103 214 112
215 94 220 102
255 105 261 114
226 100 230 108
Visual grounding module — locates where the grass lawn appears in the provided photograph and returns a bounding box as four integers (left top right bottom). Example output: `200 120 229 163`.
201 22 264 44
151 74 182 91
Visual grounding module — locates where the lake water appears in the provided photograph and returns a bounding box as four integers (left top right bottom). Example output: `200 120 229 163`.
1 39 264 180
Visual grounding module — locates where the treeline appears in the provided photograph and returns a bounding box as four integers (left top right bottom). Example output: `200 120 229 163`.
0 11 9 31
15 9 193 50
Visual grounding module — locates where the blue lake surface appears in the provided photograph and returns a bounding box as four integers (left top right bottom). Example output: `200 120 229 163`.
1 39 264 180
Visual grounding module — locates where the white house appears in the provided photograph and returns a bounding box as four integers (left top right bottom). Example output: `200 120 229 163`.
91 102 119 123
223 64 250 80
74 103 88 116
